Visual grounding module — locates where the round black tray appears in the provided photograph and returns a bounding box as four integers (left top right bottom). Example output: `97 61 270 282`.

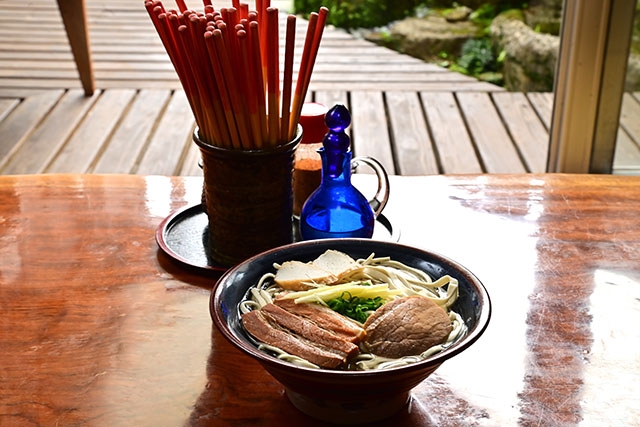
156 204 400 273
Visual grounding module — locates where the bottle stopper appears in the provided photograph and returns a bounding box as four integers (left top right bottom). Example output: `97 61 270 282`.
323 104 351 177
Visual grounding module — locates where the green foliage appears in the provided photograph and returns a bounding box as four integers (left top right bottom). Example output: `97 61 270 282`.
633 3 640 55
452 38 496 76
469 3 527 28
294 0 425 29
421 0 528 9
469 3 497 27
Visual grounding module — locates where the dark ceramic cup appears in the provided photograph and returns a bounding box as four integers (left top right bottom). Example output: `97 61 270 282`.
193 126 302 266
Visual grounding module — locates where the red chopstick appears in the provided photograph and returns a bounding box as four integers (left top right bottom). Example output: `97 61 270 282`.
146 1 328 150
289 7 328 141
265 7 279 146
204 30 241 149
288 12 318 140
280 14 296 143
237 28 262 148
249 20 268 145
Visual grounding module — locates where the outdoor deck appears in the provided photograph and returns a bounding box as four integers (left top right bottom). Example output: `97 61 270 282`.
1 0 639 176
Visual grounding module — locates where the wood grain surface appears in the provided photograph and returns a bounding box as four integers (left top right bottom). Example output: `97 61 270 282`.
1 173 639 426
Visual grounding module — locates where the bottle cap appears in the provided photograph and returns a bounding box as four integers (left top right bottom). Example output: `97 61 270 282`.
299 103 329 144
323 104 351 152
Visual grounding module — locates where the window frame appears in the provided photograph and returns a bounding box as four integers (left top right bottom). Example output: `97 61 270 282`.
547 0 636 173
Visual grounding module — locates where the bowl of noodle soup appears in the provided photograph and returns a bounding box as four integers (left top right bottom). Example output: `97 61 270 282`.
211 238 491 424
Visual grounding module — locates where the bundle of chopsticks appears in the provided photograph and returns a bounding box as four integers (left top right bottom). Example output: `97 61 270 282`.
145 0 328 150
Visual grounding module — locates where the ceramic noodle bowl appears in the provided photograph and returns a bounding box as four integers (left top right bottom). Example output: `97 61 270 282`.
210 239 491 425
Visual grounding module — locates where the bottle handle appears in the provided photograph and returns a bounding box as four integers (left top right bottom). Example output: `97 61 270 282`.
351 156 390 218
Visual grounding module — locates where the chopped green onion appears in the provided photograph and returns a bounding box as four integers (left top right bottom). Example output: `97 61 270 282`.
327 292 384 323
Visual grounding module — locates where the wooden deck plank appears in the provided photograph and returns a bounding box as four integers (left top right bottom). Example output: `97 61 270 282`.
312 90 350 138
310 81 503 92
620 93 640 146
0 57 444 72
47 89 137 173
0 28 369 46
613 128 640 175
0 90 639 174
1 90 98 174
0 68 480 84
0 78 86 91
420 92 483 174
135 90 194 175
349 91 396 174
385 91 439 175
492 92 549 173
0 0 502 96
179 143 203 177
313 90 349 110
92 89 172 174
614 92 640 175
0 88 52 98
0 78 503 93
309 72 483 84
0 98 19 122
5 37 362 49
526 92 554 129
0 42 437 57
0 59 449 74
456 92 526 173
0 91 64 168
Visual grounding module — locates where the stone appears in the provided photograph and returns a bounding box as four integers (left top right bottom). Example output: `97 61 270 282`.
444 6 472 23
490 10 640 92
490 12 559 91
426 0 506 8
626 55 640 92
379 15 482 62
524 5 562 35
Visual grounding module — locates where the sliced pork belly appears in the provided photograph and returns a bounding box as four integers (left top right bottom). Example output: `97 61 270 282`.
261 303 359 358
241 309 346 369
274 298 366 343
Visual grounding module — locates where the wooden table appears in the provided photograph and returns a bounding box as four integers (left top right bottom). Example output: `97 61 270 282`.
1 173 639 426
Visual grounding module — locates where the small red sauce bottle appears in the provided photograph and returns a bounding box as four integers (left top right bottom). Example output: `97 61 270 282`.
293 102 329 217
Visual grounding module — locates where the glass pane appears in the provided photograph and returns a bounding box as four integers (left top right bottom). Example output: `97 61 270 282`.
613 2 640 175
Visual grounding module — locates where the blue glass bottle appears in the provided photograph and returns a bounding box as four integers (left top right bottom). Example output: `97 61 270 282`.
299 105 375 239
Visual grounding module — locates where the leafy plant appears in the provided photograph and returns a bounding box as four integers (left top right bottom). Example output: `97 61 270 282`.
450 38 496 76
294 0 424 29
469 3 497 27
